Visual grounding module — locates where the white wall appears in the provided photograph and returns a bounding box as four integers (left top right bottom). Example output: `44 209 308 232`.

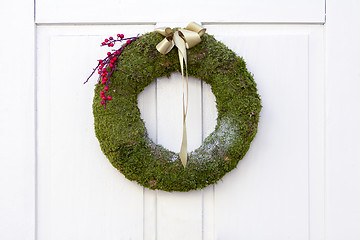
0 1 35 240
0 0 359 239
325 1 360 239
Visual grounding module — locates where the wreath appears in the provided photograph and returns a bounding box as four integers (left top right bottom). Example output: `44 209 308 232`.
86 23 262 192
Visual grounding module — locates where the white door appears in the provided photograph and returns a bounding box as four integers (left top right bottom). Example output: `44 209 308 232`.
2 0 360 240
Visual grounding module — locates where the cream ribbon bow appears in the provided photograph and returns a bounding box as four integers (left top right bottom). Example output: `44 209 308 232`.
155 22 206 168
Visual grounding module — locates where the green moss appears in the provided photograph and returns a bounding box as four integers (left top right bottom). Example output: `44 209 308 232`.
93 32 262 192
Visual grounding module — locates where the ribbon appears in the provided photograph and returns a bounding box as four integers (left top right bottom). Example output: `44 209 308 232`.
155 22 206 167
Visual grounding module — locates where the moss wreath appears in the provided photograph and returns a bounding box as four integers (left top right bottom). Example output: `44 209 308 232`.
92 31 262 192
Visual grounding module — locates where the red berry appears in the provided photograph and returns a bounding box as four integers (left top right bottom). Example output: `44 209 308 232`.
99 65 103 69
113 57 117 61
100 91 105 95
109 64 114 68
109 43 114 47
107 96 112 100
110 60 114 64
101 73 105 77
102 68 107 72
100 101 105 105
102 81 106 85
102 42 106 45
102 96 106 100
107 52 111 56
117 34 121 37
105 39 109 42
115 51 120 54
109 37 113 40
98 70 101 74
103 77 108 81
126 40 131 44
104 86 109 91
98 59 103 63
120 34 124 38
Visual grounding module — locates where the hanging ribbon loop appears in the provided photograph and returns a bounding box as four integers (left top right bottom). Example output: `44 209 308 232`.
155 22 206 168
155 22 206 55
155 27 175 54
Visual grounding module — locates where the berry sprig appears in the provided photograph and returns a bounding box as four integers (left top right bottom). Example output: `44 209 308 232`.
84 33 140 108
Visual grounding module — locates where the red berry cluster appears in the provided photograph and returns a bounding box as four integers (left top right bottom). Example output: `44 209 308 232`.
97 55 117 105
84 33 140 109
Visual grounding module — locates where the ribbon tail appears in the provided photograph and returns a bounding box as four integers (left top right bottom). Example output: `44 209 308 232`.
154 23 207 169
174 32 189 167
185 62 189 117
179 120 187 168
180 67 189 168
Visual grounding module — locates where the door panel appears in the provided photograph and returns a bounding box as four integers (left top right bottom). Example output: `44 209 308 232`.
35 0 325 24
36 25 154 240
36 24 324 240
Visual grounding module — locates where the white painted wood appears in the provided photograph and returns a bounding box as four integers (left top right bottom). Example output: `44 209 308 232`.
202 82 218 240
35 22 328 240
35 0 325 24
156 74 185 153
325 1 360 239
36 25 154 240
307 26 325 240
156 73 203 152
157 191 203 240
139 80 158 143
0 1 35 239
138 80 157 240
202 186 215 240
138 73 218 240
202 82 217 142
142 188 157 240
156 73 203 239
206 24 324 240
9 0 360 238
